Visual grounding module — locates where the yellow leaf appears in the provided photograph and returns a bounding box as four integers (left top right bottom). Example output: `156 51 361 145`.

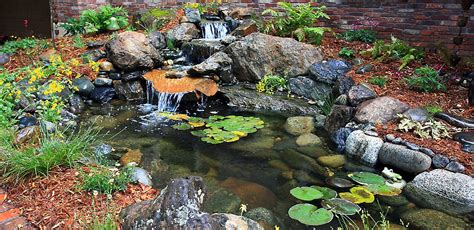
224 136 240 142
231 131 247 137
168 114 189 121
188 121 205 128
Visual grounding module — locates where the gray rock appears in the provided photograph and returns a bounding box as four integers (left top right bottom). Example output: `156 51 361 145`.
400 209 468 230
41 121 56 133
69 94 85 114
182 39 225 63
355 96 409 124
324 105 355 133
72 77 95 96
210 213 263 230
345 130 383 167
379 143 431 173
384 134 396 142
202 187 241 213
166 23 200 45
229 19 258 37
403 108 429 123
308 60 352 84
18 116 37 129
347 84 376 106
392 137 403 144
149 31 167 50
404 169 474 215
432 154 449 168
89 87 115 104
129 167 153 186
122 71 143 82
289 76 332 101
94 77 113 86
333 76 355 96
355 64 373 74
296 133 321 146
445 161 465 173
184 8 201 23
244 208 280 228
188 51 233 81
94 143 113 157
113 80 144 101
99 61 114 72
419 147 435 157
404 142 420 151
284 116 315 136
281 149 328 177
225 33 323 82
363 130 378 137
331 127 353 153
0 53 10 65
106 31 162 71
378 195 409 207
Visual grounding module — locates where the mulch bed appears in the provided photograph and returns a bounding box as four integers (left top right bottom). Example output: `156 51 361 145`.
6 167 158 229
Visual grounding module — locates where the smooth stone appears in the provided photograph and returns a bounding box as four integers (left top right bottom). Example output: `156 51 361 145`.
364 130 378 137
378 143 431 173
419 147 435 157
284 116 315 136
268 160 291 171
333 76 355 96
385 134 396 142
432 154 449 168
219 177 277 209
345 130 384 167
400 209 468 230
244 208 280 229
378 195 409 207
296 146 331 158
403 108 429 123
317 154 346 168
129 167 152 186
435 112 474 129
404 142 420 151
203 187 241 213
295 133 322 147
355 96 409 124
120 149 143 165
99 61 114 72
86 41 105 48
109 72 122 80
330 127 353 153
445 161 465 173
72 77 95 96
392 137 403 144
18 116 37 128
453 131 474 145
355 64 373 74
94 77 113 86
89 87 116 104
347 84 377 106
461 143 474 153
308 59 352 84
325 177 354 188
281 149 328 177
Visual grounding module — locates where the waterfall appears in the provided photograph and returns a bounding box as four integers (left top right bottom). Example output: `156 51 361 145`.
201 21 229 39
146 81 185 112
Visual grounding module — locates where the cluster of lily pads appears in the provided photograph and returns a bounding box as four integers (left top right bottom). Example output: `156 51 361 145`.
159 113 265 144
288 172 402 226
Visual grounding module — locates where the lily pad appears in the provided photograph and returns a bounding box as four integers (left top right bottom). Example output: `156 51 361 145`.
321 198 361 215
172 123 193 130
190 130 207 137
288 204 334 226
290 187 324 201
340 186 375 204
366 184 401 196
311 186 338 200
325 177 354 188
348 172 386 185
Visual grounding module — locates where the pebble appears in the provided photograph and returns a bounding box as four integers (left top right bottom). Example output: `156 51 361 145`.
420 148 435 157
405 142 420 151
364 130 379 137
392 137 403 144
445 161 465 173
385 134 396 142
432 154 450 168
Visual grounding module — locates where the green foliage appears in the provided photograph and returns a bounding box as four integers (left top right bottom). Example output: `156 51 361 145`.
338 47 356 59
397 114 450 140
424 104 443 116
73 34 85 48
288 204 334 226
61 5 129 35
310 186 337 200
166 38 176 50
362 36 424 70
89 212 119 230
290 187 324 201
0 69 21 128
294 27 331 45
0 37 38 54
338 29 377 43
339 186 375 204
348 172 386 185
80 165 131 194
368 75 388 88
256 74 288 95
365 184 401 196
259 2 329 39
405 66 446 92
318 94 335 116
139 8 173 33
0 126 100 183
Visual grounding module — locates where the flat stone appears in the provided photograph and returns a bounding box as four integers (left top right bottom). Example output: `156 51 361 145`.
403 108 429 123
419 147 435 157
432 154 449 168
289 76 332 101
308 59 352 84
295 133 322 147
317 154 346 168
445 161 465 173
378 143 431 173
347 84 376 106
355 96 409 124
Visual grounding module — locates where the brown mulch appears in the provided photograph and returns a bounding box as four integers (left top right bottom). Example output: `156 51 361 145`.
6 167 159 229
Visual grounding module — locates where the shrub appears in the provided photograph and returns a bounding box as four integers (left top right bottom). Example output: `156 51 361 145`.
0 37 38 54
256 74 288 94
397 114 449 140
368 75 389 88
73 34 85 48
338 47 356 59
405 66 446 92
338 29 377 43
424 104 443 116
80 165 132 194
139 8 173 33
61 5 129 35
294 27 331 45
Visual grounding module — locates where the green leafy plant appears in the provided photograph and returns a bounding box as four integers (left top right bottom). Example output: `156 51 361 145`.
318 94 335 116
61 5 129 35
405 66 446 92
338 29 377 43
139 8 173 33
73 34 85 48
424 104 443 116
0 37 38 54
397 114 450 140
368 75 388 88
338 47 356 59
362 36 424 70
80 165 131 194
294 27 331 45
256 74 288 95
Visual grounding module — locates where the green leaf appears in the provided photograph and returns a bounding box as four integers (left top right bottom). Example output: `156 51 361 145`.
365 184 402 196
321 198 361 215
172 123 193 131
288 204 334 226
310 186 337 200
290 187 324 201
340 186 375 204
348 172 386 185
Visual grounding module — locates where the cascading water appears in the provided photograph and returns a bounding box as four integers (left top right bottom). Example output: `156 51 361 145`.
146 81 185 112
201 20 229 39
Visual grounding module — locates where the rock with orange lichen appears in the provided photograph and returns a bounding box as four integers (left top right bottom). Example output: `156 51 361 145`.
143 70 218 96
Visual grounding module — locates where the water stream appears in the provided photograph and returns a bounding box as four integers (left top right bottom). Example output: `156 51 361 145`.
201 20 230 39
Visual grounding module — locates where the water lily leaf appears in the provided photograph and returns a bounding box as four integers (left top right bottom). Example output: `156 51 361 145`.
348 172 386 185
208 115 225 121
288 204 334 226
168 114 189 121
340 186 375 204
321 198 361 215
172 123 193 130
310 186 337 200
191 130 207 137
366 184 401 196
201 137 224 144
231 131 248 137
290 187 324 201
188 121 206 128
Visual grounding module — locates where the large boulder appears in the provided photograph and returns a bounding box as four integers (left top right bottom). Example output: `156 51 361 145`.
106 31 162 71
166 23 200 45
345 130 383 167
400 209 468 230
113 80 144 101
308 60 352 85
378 143 431 174
355 96 409 124
289 76 332 101
149 31 167 50
324 105 355 133
188 51 234 83
182 39 225 63
224 33 323 82
404 169 474 215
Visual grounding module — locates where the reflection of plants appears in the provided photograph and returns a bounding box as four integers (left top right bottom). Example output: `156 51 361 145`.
338 29 377 43
256 74 288 95
338 47 356 59
405 66 446 92
397 114 450 140
368 75 388 88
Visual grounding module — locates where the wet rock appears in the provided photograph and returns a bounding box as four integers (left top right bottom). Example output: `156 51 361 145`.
284 116 314 136
325 177 354 188
225 33 323 82
445 161 465 173
432 154 449 168
308 60 351 85
89 87 116 104
69 94 85 114
230 19 258 37
120 149 143 165
182 39 225 63
400 209 468 230
94 77 113 86
296 145 331 158
113 80 144 101
347 84 377 106
435 112 474 129
122 71 143 81
331 127 353 153
289 76 332 101
333 76 355 96
106 31 162 71
166 23 200 45
379 143 431 173
82 49 107 62
324 105 355 133
18 116 37 128
14 126 40 145
244 208 280 229
220 177 277 209
210 213 263 230
72 77 95 96
378 195 409 207
345 130 383 167
148 31 167 50
99 61 114 72
94 143 113 157
296 133 321 147
355 96 409 124
470 79 474 106
189 51 232 76
0 53 10 65
184 8 201 23
405 169 474 215
355 64 373 74
403 108 429 123
281 149 328 177
109 72 122 80
317 155 345 168
293 170 323 185
129 167 153 186
86 41 105 49
203 187 241 213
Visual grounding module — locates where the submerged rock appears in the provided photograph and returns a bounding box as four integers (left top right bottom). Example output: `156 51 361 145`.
308 59 352 85
284 116 315 136
281 149 328 177
113 80 144 101
288 76 332 101
355 96 409 124
378 143 431 174
219 177 277 209
317 154 346 168
120 149 143 165
400 209 468 230
244 207 279 229
203 187 241 214
345 130 383 167
295 133 321 146
210 213 263 230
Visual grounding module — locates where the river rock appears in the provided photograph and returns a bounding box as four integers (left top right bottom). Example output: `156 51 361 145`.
69 94 85 114
295 133 321 146
148 31 167 50
331 127 353 153
281 149 328 177
18 116 37 128
94 77 113 86
324 105 355 133
289 76 332 101
188 51 233 78
317 154 345 168
113 80 144 101
106 31 162 71
129 167 153 186
400 209 468 230
225 32 323 82
14 126 40 145
94 143 113 157
166 23 200 45
445 161 465 173
355 96 409 124
379 143 431 173
347 84 376 106
219 177 277 209
89 87 116 104
244 207 279 229
204 187 241 213
184 8 201 23
355 64 373 74
99 61 114 72
333 76 355 96
284 116 314 136
403 108 429 123
293 170 323 185
72 77 95 96
432 154 449 168
182 39 225 63
345 130 383 167
210 213 263 230
325 177 354 188
404 169 474 215
308 59 351 84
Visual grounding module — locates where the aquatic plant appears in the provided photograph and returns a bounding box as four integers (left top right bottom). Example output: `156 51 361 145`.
348 172 385 185
256 74 288 95
290 187 324 201
288 204 334 226
321 198 361 215
339 186 375 204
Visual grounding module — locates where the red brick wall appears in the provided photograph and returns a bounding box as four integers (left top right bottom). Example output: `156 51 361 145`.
53 0 474 55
